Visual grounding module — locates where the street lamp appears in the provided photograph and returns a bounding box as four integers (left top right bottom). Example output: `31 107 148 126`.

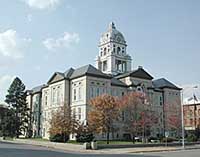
181 90 185 149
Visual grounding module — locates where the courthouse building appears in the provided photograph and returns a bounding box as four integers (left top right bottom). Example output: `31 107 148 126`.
27 22 181 140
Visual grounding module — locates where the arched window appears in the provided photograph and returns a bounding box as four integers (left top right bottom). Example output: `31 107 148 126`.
117 47 121 54
104 47 107 55
113 48 115 53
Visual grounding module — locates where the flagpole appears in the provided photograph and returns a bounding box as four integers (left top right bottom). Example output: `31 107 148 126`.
193 86 198 135
181 90 185 149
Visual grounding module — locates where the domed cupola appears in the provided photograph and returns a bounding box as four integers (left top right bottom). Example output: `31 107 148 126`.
96 22 132 75
99 22 126 46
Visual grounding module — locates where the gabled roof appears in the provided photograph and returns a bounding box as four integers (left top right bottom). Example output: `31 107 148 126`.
64 68 74 78
47 68 74 84
70 64 111 79
153 78 181 90
115 67 154 80
47 72 64 84
111 78 127 87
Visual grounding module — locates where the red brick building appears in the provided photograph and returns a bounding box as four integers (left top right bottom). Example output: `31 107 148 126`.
183 103 200 131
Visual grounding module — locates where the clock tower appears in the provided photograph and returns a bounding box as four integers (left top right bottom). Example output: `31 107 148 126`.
95 22 132 75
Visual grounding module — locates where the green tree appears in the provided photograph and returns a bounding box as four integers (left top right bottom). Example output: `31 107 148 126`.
5 77 30 138
0 105 15 137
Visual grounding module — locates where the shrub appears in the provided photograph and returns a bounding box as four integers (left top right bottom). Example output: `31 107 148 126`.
50 133 69 143
161 137 177 143
148 137 159 142
187 134 197 142
76 133 94 143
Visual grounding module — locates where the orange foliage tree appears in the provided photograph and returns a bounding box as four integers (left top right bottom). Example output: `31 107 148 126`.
88 94 120 144
164 100 182 137
49 105 78 142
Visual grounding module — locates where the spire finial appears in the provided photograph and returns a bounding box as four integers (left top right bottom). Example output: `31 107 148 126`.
109 22 116 30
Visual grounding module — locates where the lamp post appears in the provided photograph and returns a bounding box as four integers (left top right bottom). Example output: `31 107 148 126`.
181 90 185 149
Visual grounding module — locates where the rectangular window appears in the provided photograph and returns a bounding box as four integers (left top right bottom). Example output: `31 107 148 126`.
73 89 76 101
52 88 56 104
103 61 107 71
160 96 162 106
72 108 76 119
78 87 82 100
90 87 94 98
57 86 60 104
78 107 81 120
97 87 100 96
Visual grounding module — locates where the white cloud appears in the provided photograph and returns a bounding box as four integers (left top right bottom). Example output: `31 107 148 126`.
27 14 33 22
34 65 41 71
43 32 80 51
0 29 31 59
23 0 61 10
0 75 15 103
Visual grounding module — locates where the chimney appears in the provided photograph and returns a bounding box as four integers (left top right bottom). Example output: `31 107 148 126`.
138 66 143 69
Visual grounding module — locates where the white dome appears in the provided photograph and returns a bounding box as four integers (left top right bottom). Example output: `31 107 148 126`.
99 22 126 45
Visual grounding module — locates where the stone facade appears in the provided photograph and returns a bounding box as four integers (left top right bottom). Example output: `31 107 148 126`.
27 22 181 140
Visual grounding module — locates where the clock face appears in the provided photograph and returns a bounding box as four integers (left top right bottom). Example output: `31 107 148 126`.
117 36 121 42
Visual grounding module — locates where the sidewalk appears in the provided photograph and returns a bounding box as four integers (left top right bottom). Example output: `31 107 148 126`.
1 138 200 154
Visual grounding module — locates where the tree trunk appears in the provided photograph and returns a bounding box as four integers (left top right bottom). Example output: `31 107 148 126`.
132 134 135 144
106 132 110 144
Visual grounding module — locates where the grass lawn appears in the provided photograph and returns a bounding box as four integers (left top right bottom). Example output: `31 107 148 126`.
18 137 49 142
29 137 49 142
67 140 83 145
24 138 83 145
4 137 14 141
97 140 142 145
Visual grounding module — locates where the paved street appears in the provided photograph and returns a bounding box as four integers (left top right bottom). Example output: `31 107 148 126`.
1 141 200 157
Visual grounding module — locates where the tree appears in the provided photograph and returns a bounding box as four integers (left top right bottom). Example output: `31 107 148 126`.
88 94 120 144
49 105 79 142
76 123 94 143
5 77 29 138
0 105 15 137
120 92 157 143
164 100 182 138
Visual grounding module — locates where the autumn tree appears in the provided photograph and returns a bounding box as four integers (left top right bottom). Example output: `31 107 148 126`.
88 94 120 144
120 92 157 143
49 105 78 142
164 100 182 138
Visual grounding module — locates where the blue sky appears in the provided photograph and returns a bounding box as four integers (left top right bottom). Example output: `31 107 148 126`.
0 0 200 103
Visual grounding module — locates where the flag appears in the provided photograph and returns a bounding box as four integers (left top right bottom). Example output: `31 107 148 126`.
193 94 198 102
